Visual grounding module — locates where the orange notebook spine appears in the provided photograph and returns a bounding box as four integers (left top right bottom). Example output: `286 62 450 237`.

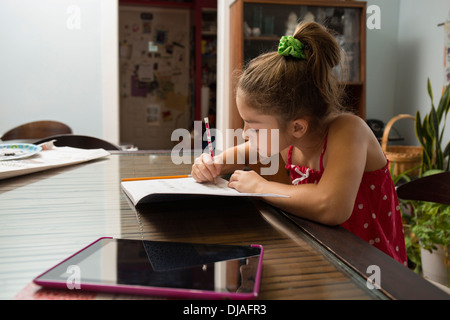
121 175 190 182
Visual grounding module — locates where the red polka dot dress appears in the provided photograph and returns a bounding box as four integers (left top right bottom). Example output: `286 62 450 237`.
285 137 408 266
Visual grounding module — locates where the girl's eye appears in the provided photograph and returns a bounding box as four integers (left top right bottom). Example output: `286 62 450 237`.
245 128 259 137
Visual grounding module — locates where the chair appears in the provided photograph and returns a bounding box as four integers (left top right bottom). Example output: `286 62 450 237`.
33 134 121 151
1 120 73 141
397 171 450 205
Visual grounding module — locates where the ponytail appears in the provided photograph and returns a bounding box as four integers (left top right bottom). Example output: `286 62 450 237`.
292 22 343 110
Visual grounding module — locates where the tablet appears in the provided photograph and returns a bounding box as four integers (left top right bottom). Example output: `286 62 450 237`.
33 237 264 299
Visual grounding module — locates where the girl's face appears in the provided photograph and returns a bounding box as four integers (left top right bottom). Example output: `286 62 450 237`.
236 90 290 157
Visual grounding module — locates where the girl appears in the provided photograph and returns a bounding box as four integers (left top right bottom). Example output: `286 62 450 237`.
191 22 407 266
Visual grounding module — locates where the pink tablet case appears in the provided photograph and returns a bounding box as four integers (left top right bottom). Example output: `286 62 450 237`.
33 237 264 300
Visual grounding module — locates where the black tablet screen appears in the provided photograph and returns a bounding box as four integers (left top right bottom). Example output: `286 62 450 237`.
36 238 262 296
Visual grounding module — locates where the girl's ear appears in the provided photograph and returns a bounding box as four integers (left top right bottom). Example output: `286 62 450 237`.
291 118 309 138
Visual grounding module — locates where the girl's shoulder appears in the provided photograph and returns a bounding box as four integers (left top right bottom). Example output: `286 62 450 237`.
327 113 372 139
330 112 366 127
326 113 386 171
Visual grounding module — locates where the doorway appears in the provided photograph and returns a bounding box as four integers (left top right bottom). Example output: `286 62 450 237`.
118 5 192 150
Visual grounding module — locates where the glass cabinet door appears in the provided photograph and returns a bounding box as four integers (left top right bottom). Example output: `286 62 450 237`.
243 3 362 83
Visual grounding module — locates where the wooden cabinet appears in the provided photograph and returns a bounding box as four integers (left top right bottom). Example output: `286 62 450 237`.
229 0 366 130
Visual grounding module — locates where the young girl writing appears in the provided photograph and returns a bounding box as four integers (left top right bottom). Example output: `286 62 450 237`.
191 22 407 265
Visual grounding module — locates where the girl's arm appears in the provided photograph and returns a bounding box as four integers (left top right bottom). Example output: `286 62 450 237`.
229 115 376 226
192 141 291 184
191 142 249 182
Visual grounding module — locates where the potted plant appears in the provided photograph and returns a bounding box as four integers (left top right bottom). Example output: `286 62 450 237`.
404 79 450 286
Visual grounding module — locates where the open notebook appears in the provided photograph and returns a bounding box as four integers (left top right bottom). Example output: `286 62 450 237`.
121 176 288 206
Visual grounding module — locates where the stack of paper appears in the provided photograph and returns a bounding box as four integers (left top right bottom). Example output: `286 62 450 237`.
0 141 110 180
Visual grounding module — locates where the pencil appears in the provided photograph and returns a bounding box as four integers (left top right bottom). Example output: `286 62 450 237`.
204 117 216 184
121 175 190 182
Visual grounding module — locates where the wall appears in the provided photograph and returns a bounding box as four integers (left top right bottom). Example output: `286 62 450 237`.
394 0 450 145
0 0 118 143
360 0 449 145
362 0 400 123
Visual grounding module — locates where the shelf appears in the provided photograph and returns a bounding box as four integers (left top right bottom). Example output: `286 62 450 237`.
244 36 279 41
119 0 194 9
202 31 217 36
202 7 217 13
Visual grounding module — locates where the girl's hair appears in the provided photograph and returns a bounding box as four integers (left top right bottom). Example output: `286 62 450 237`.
237 22 346 130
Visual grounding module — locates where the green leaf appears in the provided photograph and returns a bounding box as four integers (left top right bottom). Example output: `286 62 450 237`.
430 107 439 143
420 114 434 171
415 80 449 174
425 113 434 140
443 141 450 171
439 121 446 147
430 107 443 168
415 111 423 145
437 84 450 121
422 169 444 177
444 140 450 158
427 77 433 104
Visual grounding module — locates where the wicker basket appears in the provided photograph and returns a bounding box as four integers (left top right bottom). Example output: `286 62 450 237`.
381 114 422 177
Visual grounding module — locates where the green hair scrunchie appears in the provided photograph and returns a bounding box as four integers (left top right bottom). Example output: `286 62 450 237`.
278 36 306 60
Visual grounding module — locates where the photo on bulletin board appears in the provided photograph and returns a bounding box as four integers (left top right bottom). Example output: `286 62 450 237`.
148 41 158 53
131 76 147 97
146 104 160 126
166 44 174 55
162 110 173 122
140 12 153 20
143 22 151 34
156 30 167 44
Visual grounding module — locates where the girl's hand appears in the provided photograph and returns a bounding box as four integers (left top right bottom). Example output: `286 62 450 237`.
228 170 266 194
191 153 222 183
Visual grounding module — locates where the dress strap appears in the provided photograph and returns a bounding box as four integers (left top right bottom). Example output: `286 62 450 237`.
285 145 294 168
319 135 328 172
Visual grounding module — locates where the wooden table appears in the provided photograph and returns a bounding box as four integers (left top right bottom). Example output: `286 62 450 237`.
0 152 447 300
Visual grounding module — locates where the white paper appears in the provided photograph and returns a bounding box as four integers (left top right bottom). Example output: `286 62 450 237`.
137 63 154 82
121 177 288 205
0 142 110 180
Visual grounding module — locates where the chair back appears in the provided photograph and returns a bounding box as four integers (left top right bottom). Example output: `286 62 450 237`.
33 134 120 151
397 172 450 205
1 121 72 141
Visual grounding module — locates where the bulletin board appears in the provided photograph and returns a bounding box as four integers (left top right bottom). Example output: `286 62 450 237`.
119 6 191 149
